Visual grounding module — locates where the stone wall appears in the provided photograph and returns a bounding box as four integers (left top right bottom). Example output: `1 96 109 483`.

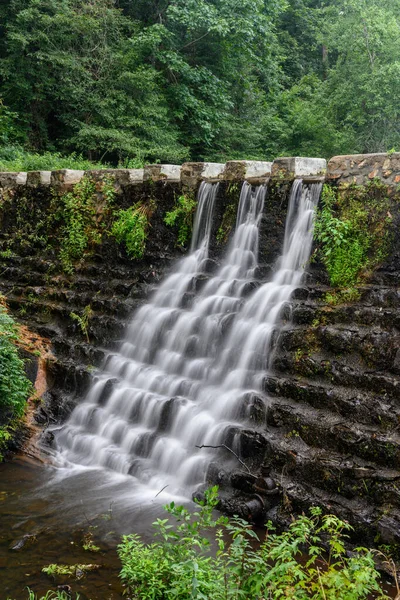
1 154 400 546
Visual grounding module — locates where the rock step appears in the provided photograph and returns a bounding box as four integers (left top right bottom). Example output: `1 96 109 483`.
273 352 400 399
264 373 400 426
265 431 400 507
293 283 400 307
264 395 400 469
5 296 127 345
280 324 400 372
292 302 400 329
275 473 400 546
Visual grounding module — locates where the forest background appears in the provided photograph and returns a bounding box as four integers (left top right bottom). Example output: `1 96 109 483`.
0 0 398 168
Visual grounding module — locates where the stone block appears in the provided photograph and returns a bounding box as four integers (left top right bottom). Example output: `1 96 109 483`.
244 161 272 182
26 171 51 187
224 161 247 181
272 157 327 180
201 163 225 181
181 162 204 188
86 169 134 188
144 164 181 183
50 169 85 187
128 169 144 184
0 172 27 187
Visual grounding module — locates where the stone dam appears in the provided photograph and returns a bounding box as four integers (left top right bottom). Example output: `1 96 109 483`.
0 153 400 549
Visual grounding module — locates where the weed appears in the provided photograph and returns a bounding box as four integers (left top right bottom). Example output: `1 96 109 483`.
164 193 197 246
112 200 156 258
325 288 361 305
55 174 116 273
314 182 392 289
42 563 100 579
118 486 390 599
0 303 32 421
70 305 93 343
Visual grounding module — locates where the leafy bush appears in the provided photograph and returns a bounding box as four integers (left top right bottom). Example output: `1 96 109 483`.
0 145 107 172
0 301 31 418
314 183 392 289
112 201 156 259
118 487 389 600
164 194 197 247
56 175 115 272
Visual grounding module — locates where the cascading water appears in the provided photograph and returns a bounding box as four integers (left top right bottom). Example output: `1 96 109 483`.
54 179 321 500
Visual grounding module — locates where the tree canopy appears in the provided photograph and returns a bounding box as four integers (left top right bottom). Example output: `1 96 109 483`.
0 0 399 165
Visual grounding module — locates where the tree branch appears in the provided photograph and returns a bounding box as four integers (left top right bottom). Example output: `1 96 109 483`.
195 444 254 475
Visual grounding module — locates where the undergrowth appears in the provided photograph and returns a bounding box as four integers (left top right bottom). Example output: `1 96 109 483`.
164 193 197 246
314 182 392 291
0 296 32 460
112 200 156 259
0 145 107 172
118 486 390 600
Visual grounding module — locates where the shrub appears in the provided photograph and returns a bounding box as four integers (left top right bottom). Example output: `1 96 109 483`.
164 194 197 246
0 301 32 418
118 487 389 599
0 145 107 172
112 200 156 259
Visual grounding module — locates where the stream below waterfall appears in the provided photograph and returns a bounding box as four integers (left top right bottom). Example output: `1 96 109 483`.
3 178 396 598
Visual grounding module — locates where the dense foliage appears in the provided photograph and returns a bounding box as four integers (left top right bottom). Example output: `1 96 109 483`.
0 298 31 419
1 0 400 167
118 487 389 599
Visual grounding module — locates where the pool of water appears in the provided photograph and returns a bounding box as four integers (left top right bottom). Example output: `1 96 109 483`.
0 452 185 599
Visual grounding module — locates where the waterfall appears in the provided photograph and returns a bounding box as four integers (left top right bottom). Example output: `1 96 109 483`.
54 179 321 498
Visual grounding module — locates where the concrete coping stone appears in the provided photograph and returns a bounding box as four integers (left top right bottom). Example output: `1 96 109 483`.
144 164 182 183
128 168 144 184
26 171 51 187
0 172 27 187
244 161 272 181
50 169 85 186
201 163 225 181
271 157 327 180
224 161 273 182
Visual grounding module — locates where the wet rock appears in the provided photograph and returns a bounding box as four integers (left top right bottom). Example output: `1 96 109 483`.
10 534 36 551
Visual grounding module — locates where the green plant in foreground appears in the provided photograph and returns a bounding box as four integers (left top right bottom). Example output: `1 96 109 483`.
112 200 156 259
314 183 392 290
118 486 389 599
164 194 197 246
16 590 80 600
